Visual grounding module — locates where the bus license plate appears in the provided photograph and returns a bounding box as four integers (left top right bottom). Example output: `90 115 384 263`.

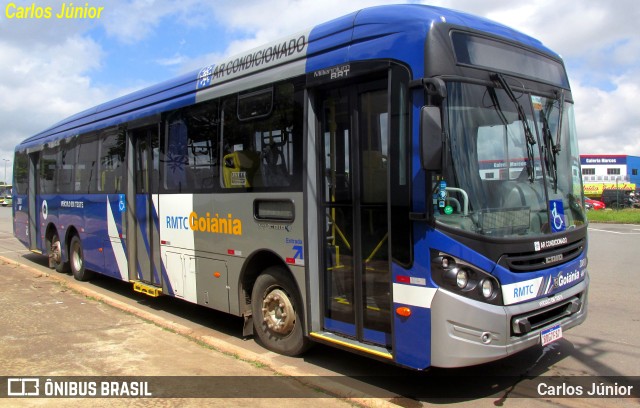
541 324 562 346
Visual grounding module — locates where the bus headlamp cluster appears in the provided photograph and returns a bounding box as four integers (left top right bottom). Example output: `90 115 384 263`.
431 251 503 305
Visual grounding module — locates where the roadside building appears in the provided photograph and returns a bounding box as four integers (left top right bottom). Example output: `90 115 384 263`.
580 154 640 198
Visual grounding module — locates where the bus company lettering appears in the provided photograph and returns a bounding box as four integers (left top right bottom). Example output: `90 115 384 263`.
190 212 242 235
513 284 535 299
166 216 189 230
165 212 242 236
554 270 581 289
5 2 105 19
502 277 543 305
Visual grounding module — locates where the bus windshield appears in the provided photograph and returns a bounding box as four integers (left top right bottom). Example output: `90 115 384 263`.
435 81 586 238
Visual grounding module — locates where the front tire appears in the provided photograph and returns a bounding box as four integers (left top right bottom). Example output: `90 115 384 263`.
69 235 94 281
251 266 310 356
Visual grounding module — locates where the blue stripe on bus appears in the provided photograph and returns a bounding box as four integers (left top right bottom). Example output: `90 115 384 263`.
324 317 356 337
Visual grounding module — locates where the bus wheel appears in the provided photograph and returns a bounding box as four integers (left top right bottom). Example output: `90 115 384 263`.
251 266 310 356
49 233 68 273
69 235 94 281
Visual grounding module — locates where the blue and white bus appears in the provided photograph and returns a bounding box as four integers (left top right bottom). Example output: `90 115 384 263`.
13 4 588 369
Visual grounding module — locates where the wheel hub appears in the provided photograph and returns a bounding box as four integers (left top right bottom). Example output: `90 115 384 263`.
50 240 61 263
261 288 295 335
71 243 82 272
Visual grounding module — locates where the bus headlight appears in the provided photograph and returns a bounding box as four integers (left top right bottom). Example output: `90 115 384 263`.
480 279 494 299
431 251 503 305
456 269 469 289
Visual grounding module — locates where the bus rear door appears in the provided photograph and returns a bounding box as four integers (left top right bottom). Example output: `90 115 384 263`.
28 153 39 251
126 125 162 291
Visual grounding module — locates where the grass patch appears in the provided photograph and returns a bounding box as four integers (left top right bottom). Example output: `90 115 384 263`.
587 208 640 224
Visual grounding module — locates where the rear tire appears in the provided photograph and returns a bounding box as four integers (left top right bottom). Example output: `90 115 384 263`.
69 235 94 281
251 266 310 356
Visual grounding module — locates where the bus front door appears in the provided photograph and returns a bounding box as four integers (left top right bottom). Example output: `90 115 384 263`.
127 125 162 288
318 79 392 347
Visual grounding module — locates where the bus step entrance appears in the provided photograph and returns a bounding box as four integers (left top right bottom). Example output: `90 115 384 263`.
309 331 392 360
132 281 163 297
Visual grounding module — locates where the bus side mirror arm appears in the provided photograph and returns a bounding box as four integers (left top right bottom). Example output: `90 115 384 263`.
411 77 446 171
409 77 447 99
420 106 443 171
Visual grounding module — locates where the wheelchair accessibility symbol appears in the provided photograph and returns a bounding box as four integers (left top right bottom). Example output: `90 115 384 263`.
118 194 126 212
550 200 566 233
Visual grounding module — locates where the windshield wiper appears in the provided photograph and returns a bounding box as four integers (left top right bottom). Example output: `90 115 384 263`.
541 99 559 192
554 89 565 155
540 90 565 192
491 73 536 183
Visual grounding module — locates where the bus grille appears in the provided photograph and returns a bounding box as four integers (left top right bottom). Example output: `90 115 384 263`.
511 294 583 336
501 238 585 272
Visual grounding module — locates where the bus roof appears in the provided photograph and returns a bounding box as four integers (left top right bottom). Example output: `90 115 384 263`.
17 4 556 151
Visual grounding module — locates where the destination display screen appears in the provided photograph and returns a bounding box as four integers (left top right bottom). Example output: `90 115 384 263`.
452 31 569 88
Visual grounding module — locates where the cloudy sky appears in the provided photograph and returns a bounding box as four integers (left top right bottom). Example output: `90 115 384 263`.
1 0 638 184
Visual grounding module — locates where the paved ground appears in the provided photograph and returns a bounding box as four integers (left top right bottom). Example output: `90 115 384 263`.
0 258 362 407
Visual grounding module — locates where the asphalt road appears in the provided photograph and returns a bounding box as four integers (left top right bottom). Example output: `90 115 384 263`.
0 205 638 407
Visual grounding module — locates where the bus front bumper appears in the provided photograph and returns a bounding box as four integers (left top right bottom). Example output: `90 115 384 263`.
429 274 589 368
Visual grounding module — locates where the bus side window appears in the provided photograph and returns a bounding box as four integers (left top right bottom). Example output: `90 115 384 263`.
221 78 303 190
164 120 189 191
76 135 98 193
14 151 29 196
162 99 219 193
259 131 290 187
98 128 125 194
57 139 76 194
39 147 58 194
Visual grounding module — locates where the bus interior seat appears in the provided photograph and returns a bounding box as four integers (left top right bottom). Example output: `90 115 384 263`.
261 142 289 187
501 181 548 233
223 150 262 188
200 170 216 189
189 166 216 190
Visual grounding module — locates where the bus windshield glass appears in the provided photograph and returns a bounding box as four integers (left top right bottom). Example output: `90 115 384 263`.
435 81 586 238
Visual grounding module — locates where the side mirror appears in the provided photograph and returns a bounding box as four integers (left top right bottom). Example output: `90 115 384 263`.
420 106 443 171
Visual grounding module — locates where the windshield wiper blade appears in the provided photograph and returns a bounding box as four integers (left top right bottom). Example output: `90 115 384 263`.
554 90 565 155
541 90 565 192
491 72 537 182
541 99 559 192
